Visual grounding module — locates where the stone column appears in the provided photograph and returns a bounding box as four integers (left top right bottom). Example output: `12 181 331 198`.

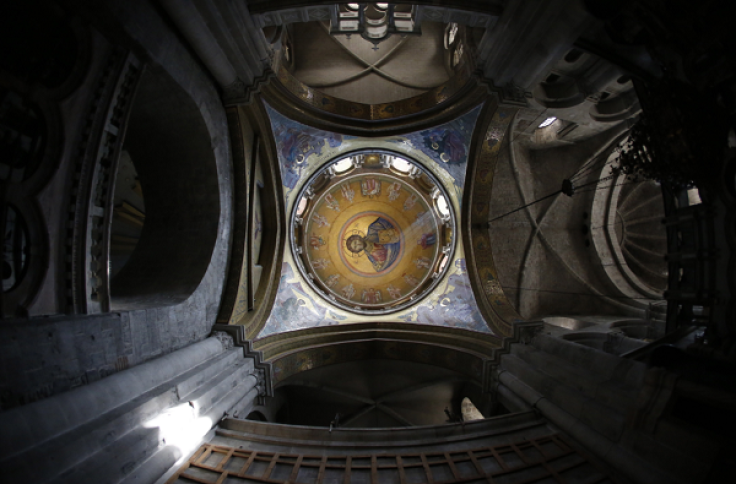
496 333 712 484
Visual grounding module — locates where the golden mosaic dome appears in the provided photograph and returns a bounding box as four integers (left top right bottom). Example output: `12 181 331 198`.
291 151 456 314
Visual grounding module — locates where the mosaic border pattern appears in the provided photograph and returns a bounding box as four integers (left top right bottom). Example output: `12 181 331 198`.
464 100 524 337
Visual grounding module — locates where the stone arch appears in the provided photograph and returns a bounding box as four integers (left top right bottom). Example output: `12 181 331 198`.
110 65 220 310
462 100 524 337
254 322 502 387
245 411 268 422
214 99 286 340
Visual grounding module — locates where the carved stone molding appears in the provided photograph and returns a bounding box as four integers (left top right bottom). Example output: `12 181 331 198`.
65 50 142 314
252 322 504 398
486 320 544 407
213 331 235 351
216 99 285 339
514 321 545 345
211 324 274 400
222 70 277 106
475 76 532 108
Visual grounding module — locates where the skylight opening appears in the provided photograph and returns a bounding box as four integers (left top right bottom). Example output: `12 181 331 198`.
447 23 458 47
436 195 450 217
391 157 412 173
687 187 702 206
538 117 557 128
333 157 354 174
452 42 464 67
295 197 308 216
438 254 448 273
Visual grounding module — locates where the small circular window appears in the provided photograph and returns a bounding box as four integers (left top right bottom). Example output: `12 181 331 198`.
290 150 456 315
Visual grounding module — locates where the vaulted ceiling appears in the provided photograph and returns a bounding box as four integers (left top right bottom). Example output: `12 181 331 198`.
290 20 450 104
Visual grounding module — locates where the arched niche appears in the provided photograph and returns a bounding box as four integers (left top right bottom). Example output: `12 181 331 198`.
110 65 220 310
253 321 509 422
245 411 268 422
269 358 485 428
589 90 640 122
532 75 586 109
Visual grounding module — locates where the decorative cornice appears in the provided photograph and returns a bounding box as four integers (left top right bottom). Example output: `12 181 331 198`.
250 320 543 396
253 4 498 29
254 321 503 359
247 1 504 19
211 324 273 400
474 75 532 108
222 70 277 106
64 50 142 314
486 320 545 395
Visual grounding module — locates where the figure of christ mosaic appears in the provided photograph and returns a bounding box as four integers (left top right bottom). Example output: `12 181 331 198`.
302 172 445 310
344 216 402 273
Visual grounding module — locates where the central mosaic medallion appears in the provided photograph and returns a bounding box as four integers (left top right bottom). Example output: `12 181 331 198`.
291 151 456 315
339 211 405 276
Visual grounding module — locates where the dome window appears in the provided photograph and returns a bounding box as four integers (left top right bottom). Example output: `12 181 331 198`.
538 117 557 128
564 49 583 63
332 157 354 174
391 157 412 173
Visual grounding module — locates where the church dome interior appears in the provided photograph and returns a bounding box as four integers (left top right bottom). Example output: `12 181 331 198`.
291 151 456 314
1 1 735 484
